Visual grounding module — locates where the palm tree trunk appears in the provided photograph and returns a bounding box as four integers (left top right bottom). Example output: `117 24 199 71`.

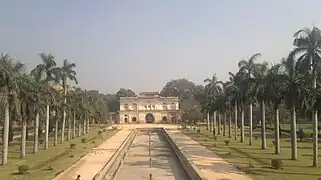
209 113 213 132
2 101 9 165
234 102 238 140
249 103 253 145
274 107 280 154
62 80 67 142
73 111 76 139
313 109 318 166
54 117 58 146
67 118 71 141
83 118 86 135
241 106 244 143
228 110 232 138
223 112 226 136
33 111 39 154
213 111 216 136
313 69 318 167
86 118 89 133
218 112 221 135
45 104 50 150
61 110 66 142
78 119 81 137
290 105 297 160
261 101 266 150
206 112 210 131
20 115 27 159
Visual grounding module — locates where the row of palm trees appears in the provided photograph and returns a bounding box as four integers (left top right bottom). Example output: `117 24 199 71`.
0 53 109 165
200 26 321 167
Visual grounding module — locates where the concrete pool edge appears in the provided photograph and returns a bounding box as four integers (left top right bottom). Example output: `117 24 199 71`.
163 128 206 180
94 129 138 180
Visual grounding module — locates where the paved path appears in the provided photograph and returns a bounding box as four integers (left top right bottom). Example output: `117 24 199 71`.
114 129 187 180
53 129 132 180
166 129 253 180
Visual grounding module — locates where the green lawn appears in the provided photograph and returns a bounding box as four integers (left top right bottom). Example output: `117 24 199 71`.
0 126 119 180
183 127 321 180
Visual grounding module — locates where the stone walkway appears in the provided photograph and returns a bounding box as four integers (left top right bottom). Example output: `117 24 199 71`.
53 129 132 180
166 129 253 180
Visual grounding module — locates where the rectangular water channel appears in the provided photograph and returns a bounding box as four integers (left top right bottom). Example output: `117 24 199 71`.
113 128 189 180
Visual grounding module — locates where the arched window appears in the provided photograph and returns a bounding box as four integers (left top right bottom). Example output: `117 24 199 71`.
124 104 128 110
132 103 137 110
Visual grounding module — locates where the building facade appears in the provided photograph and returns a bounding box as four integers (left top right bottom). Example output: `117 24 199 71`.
119 92 181 124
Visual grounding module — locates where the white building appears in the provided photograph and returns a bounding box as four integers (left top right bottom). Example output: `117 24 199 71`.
119 92 181 124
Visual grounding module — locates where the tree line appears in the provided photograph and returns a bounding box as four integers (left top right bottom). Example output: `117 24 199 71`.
194 26 321 168
0 53 109 165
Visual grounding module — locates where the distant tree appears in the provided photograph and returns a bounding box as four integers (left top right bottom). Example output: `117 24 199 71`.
160 79 199 111
116 88 136 99
104 94 119 112
182 108 202 125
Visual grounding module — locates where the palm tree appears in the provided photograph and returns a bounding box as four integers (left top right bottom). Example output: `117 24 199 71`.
253 62 269 150
281 55 305 160
265 63 285 154
17 74 39 158
35 53 58 150
56 59 78 143
0 54 24 165
238 53 261 145
292 27 321 167
228 71 247 142
204 74 220 132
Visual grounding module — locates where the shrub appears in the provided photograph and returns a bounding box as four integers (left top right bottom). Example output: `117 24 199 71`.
213 136 218 141
197 129 200 133
92 141 96 144
254 136 258 140
271 159 282 169
272 140 275 145
224 140 230 146
70 143 76 149
298 129 305 141
69 153 74 158
81 138 87 143
18 164 29 174
98 130 103 135
46 164 53 171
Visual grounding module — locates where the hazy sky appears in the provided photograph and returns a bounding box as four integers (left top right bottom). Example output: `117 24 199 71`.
1 0 321 94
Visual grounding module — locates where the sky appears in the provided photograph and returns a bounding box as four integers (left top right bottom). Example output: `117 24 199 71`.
1 0 321 94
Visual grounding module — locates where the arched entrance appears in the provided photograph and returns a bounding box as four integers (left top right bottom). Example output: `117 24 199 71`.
162 116 167 122
132 117 137 122
124 114 128 123
145 113 154 123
